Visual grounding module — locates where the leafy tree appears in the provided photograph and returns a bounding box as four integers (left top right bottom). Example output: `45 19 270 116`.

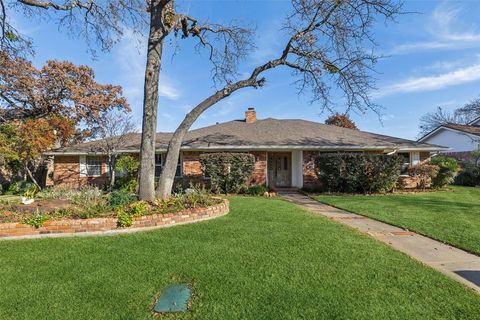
0 52 130 187
325 113 358 130
1 0 404 200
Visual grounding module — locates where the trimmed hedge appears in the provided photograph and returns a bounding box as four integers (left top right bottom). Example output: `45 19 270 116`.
314 153 403 193
200 153 255 194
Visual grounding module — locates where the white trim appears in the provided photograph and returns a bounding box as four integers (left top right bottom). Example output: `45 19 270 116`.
411 151 420 165
419 126 479 143
79 155 87 177
46 145 448 156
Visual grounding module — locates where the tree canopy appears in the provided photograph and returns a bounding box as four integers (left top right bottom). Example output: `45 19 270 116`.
325 114 358 130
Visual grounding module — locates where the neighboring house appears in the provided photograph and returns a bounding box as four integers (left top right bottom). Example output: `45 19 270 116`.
418 117 480 153
46 108 447 190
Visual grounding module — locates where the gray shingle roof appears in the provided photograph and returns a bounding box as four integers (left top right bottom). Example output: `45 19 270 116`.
49 118 447 154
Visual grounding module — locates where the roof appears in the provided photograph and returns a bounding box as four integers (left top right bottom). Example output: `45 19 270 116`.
444 124 480 136
48 118 447 155
419 122 480 142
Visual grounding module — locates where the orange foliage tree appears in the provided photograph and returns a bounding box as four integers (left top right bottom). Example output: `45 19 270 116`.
325 113 358 130
0 51 130 187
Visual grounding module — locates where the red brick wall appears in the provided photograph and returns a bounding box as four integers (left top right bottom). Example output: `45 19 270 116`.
0 199 229 239
303 151 320 188
53 155 108 188
250 151 267 185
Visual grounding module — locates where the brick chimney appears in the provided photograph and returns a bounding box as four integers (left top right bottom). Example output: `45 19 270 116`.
245 107 256 123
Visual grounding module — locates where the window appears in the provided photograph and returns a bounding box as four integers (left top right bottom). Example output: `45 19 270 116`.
154 154 182 177
80 156 102 177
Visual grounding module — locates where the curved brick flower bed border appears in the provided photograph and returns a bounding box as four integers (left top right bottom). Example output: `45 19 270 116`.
0 199 229 240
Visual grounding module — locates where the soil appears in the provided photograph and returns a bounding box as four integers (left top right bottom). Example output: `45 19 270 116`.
11 199 75 214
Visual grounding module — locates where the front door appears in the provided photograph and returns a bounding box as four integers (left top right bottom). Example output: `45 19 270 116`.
268 153 292 188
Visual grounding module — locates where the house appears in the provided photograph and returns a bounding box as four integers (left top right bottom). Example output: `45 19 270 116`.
46 108 447 190
418 118 480 153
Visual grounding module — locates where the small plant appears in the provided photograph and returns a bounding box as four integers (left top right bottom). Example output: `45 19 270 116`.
129 201 149 217
22 184 38 200
116 208 133 228
22 210 49 228
109 190 137 208
241 184 269 196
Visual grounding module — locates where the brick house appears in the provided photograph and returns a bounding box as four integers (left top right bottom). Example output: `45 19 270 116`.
46 108 448 189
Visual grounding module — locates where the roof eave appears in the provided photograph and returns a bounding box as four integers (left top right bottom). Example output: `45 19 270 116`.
44 144 449 156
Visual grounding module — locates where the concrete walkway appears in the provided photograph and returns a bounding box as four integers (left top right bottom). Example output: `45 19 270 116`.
279 191 480 294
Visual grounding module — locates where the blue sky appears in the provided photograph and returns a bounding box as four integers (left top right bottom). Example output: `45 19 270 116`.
10 0 480 140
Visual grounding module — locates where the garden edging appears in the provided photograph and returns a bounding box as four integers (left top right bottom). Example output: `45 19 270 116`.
0 198 229 240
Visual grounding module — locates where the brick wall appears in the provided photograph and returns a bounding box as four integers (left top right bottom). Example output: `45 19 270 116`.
53 155 108 188
0 199 229 239
250 151 267 185
303 151 320 188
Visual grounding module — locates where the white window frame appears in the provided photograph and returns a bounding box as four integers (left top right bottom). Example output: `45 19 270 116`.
80 155 102 177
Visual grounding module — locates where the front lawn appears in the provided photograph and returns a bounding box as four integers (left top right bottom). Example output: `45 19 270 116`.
314 186 480 255
0 197 479 319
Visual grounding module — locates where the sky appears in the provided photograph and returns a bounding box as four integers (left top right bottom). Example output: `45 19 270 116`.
8 0 480 140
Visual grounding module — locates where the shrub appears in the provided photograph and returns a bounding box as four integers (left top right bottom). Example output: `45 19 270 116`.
22 210 49 228
200 153 255 194
429 156 459 189
116 208 133 228
129 201 149 217
314 153 403 194
408 164 439 190
109 190 137 208
454 164 480 187
115 155 139 193
240 184 269 196
22 184 39 199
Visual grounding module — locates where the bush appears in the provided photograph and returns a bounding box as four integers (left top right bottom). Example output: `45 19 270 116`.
429 156 459 189
22 211 49 228
315 153 403 194
200 153 255 194
114 155 139 193
116 208 133 228
109 190 137 208
240 184 269 196
454 164 480 186
408 164 439 190
129 201 149 217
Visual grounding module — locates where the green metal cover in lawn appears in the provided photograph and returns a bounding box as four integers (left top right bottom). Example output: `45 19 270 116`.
154 284 191 313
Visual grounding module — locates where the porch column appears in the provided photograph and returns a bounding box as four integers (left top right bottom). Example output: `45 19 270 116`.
291 150 303 188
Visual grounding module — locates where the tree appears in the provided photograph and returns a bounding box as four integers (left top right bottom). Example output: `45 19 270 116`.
97 111 137 190
1 0 251 201
0 52 130 187
325 113 358 130
419 99 480 136
155 0 404 198
2 0 403 200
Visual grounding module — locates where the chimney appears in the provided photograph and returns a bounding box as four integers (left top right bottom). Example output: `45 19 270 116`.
245 107 256 123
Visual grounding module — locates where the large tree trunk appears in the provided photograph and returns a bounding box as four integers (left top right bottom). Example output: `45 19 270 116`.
156 88 237 198
138 1 171 201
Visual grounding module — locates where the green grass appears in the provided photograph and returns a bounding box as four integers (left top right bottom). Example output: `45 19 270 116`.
314 186 480 255
0 197 479 319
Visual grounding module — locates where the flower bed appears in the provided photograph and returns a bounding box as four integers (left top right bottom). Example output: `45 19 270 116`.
0 198 229 239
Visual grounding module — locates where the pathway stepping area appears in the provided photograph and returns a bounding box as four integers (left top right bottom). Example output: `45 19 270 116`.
279 191 480 294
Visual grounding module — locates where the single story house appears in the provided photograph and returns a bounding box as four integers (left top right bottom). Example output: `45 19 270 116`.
418 117 480 153
47 108 448 190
